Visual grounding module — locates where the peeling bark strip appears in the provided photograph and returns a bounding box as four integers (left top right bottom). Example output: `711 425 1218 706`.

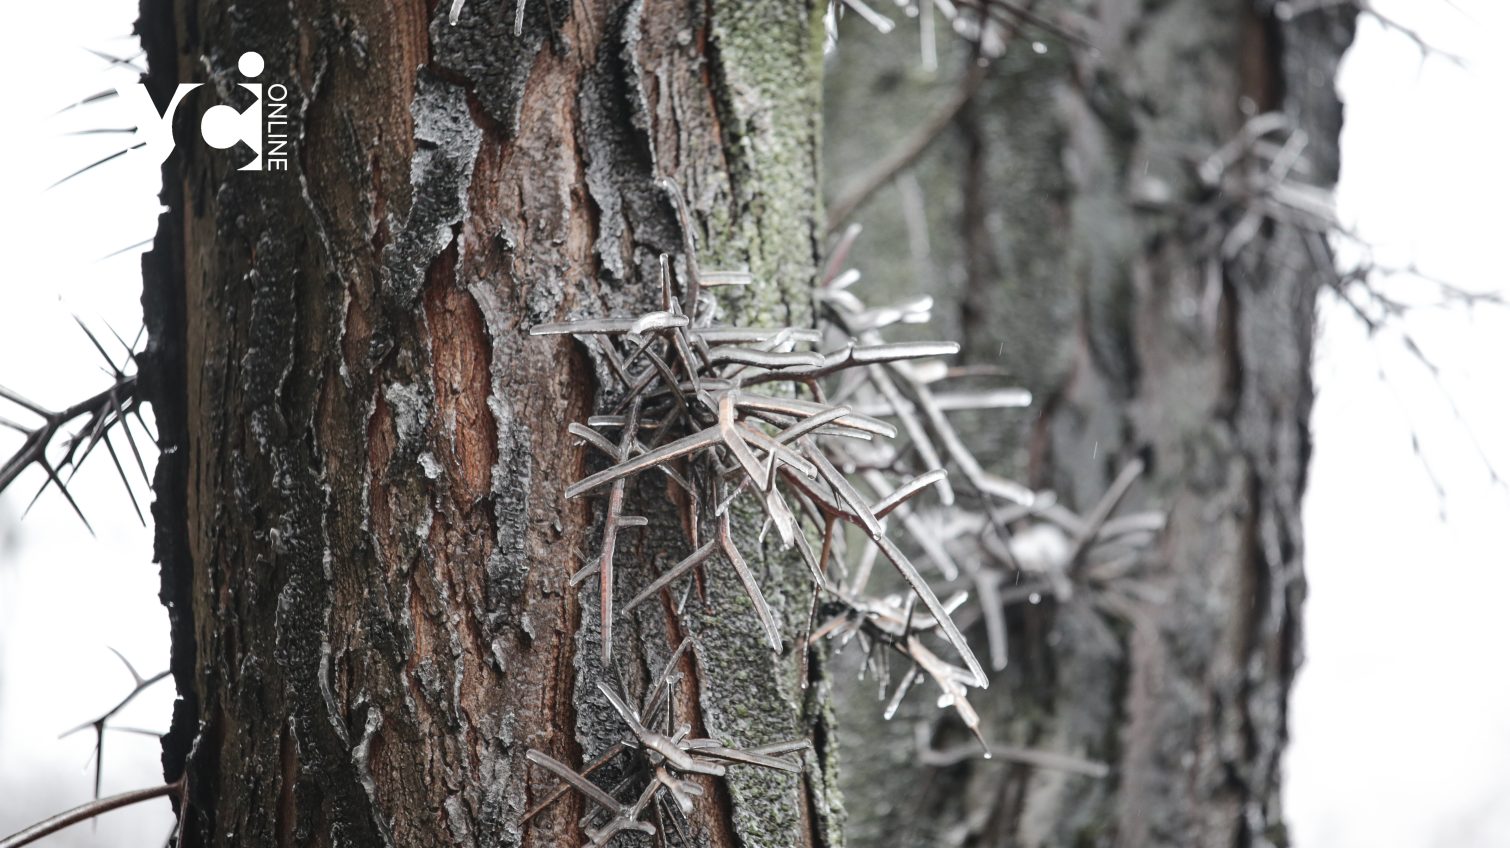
824 1 1354 846
140 0 832 845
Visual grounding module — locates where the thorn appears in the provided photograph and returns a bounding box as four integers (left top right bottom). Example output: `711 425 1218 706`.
96 238 153 262
48 143 144 190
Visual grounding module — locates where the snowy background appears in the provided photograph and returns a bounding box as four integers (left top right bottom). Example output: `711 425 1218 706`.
0 1 1505 845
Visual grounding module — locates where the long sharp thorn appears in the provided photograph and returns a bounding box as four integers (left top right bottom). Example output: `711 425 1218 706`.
718 514 783 653
100 321 136 367
658 253 673 309
0 386 50 416
871 469 948 519
529 315 688 337
49 144 143 190
736 394 895 439
25 460 94 535
693 745 803 773
82 46 142 70
622 539 718 615
867 364 954 504
524 750 624 814
750 740 812 757
92 733 105 801
51 88 118 116
770 404 851 445
596 682 645 735
1068 457 1146 570
978 569 1009 672
877 534 987 688
59 669 170 740
100 432 145 525
736 423 817 479
599 479 627 666
644 637 698 719
717 393 796 547
566 427 720 499
131 408 156 442
119 417 152 487
799 580 821 690
657 177 702 308
883 665 919 720
791 526 832 591
106 648 146 687
522 743 624 823
97 238 154 262
806 444 884 539
597 402 640 667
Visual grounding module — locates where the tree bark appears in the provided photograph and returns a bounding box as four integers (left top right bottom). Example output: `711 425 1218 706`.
823 2 1354 846
139 1 837 845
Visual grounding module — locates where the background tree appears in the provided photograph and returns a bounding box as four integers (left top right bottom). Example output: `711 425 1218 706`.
824 2 1354 845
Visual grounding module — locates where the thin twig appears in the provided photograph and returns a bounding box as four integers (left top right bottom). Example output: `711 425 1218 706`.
827 64 987 232
0 779 180 848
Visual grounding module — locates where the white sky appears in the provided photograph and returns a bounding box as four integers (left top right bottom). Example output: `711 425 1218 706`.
0 2 173 844
1285 2 1510 846
0 1 1504 845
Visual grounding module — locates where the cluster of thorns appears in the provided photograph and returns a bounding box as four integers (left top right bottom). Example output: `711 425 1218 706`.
518 183 1158 843
0 194 1157 847
0 320 150 533
522 638 807 846
830 0 1083 64
0 192 1155 847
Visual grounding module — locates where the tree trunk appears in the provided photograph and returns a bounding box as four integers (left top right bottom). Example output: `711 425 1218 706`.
823 2 1354 846
139 1 837 845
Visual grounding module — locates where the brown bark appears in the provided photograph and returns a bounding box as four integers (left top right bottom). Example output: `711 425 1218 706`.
139 0 835 845
823 2 1354 846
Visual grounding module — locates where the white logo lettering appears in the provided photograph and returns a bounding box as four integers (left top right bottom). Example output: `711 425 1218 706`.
116 52 289 172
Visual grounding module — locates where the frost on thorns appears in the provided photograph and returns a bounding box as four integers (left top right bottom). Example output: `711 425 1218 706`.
828 0 1070 65
524 639 807 846
527 175 1161 810
529 232 989 683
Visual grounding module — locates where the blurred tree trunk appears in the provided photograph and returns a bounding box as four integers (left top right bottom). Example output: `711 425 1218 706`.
824 2 1354 846
138 1 837 845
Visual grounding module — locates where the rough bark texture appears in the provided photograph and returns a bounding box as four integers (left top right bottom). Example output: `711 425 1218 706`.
138 0 838 845
824 2 1354 846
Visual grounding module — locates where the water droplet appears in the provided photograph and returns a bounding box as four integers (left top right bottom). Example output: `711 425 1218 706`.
1029 592 1042 605
1032 41 1048 55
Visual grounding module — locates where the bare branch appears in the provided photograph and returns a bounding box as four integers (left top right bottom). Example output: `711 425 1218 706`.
0 780 181 848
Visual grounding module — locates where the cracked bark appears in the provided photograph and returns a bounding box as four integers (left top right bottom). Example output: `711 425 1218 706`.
139 0 836 845
824 2 1354 846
